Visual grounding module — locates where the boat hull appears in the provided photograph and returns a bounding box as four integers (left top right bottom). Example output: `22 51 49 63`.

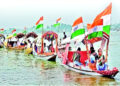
0 45 4 48
34 54 56 62
56 56 119 78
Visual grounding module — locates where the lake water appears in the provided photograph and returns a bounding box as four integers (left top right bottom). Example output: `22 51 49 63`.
0 31 120 86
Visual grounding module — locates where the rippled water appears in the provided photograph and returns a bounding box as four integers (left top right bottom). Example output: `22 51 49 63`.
0 31 120 86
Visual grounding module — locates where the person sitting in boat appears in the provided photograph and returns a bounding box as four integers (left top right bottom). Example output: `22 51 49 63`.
49 41 55 52
13 42 17 47
73 47 82 68
63 32 67 39
44 43 48 52
17 39 20 47
90 47 98 63
88 47 98 70
50 44 54 52
96 48 108 71
21 41 27 46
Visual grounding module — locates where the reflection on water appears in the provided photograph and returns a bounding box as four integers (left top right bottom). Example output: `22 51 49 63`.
0 48 120 86
0 31 120 86
63 70 120 86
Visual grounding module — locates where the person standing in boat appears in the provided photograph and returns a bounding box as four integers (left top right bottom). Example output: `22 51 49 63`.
32 41 38 55
96 48 108 71
17 39 20 47
27 40 32 48
63 32 67 39
73 47 82 68
36 40 41 53
44 43 48 52
0 38 4 48
59 39 62 47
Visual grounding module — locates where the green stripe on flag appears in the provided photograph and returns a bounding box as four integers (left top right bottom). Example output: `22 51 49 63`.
22 30 27 34
88 31 103 40
36 24 43 29
13 33 17 37
71 29 85 39
0 31 4 34
103 25 110 35
53 23 60 27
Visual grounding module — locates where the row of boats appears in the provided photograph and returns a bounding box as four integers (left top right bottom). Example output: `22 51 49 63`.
0 29 119 78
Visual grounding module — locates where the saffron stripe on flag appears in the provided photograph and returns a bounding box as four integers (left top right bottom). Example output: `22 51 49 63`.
72 17 83 27
36 16 43 25
56 18 61 23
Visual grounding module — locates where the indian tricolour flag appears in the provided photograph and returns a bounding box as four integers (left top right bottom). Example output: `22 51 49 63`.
36 16 44 29
0 28 4 34
71 17 85 41
22 27 27 34
53 17 61 27
87 19 103 40
12 29 17 36
94 3 112 40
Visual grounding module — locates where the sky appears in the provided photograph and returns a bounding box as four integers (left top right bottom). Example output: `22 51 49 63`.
0 0 120 29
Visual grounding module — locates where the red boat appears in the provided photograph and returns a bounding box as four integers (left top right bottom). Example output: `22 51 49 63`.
56 43 119 78
33 31 58 61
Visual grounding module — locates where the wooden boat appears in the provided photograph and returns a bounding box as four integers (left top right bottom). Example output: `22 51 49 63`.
34 52 57 61
56 15 119 78
33 31 58 61
6 45 25 50
24 48 33 54
4 41 25 50
4 33 26 50
56 44 119 78
24 32 38 54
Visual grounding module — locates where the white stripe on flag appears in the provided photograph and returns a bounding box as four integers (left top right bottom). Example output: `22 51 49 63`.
71 34 85 42
88 25 103 34
72 23 83 33
102 14 111 26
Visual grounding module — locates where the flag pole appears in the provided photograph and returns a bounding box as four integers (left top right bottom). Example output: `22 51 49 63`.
83 22 90 61
57 22 59 32
105 38 109 62
42 25 43 35
85 35 90 61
